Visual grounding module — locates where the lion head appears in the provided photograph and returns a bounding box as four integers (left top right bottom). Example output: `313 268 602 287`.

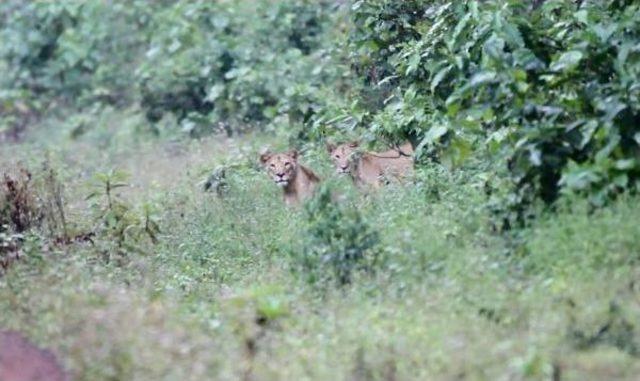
260 150 299 187
326 141 359 175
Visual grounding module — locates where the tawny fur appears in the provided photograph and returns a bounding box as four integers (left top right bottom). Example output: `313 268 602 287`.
260 150 320 205
327 141 414 188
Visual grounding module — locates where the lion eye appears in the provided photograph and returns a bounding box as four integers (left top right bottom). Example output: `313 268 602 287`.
335 155 340 159
270 163 276 168
284 162 291 167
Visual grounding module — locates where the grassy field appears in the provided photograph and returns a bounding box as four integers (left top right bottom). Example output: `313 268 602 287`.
1 112 639 381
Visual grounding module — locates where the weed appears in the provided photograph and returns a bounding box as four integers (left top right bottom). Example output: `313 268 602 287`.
0 167 38 274
296 185 381 287
1 168 39 233
568 300 640 357
86 169 160 261
35 156 70 241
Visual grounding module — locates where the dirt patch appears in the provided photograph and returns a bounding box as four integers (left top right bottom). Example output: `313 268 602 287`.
0 330 69 381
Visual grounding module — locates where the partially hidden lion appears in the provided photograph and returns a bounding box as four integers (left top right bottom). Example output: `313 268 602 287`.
260 149 320 205
326 141 414 188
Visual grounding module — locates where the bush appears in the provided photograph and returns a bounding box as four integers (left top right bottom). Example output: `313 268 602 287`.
0 1 156 106
0 168 39 233
294 185 380 287
2 0 638 229
0 169 36 273
136 0 346 136
85 170 160 260
320 0 640 227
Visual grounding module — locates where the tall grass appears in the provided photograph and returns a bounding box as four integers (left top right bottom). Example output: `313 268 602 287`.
2 135 639 380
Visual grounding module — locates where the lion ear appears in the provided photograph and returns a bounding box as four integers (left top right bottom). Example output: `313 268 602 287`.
348 141 359 148
325 142 336 153
259 150 273 165
288 149 299 161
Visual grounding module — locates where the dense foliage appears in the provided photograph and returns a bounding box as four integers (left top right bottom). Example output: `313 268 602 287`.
2 2 640 379
0 0 346 138
326 0 640 226
1 0 639 218
0 1 156 105
138 0 346 136
298 185 380 286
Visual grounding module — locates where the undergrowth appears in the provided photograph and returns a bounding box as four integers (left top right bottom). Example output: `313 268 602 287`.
2 137 638 380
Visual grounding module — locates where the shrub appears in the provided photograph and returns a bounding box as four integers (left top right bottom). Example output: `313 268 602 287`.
86 170 160 260
294 185 380 287
320 0 640 227
3 0 638 229
0 168 39 233
0 1 155 105
136 0 346 136
0 168 38 274
0 0 349 138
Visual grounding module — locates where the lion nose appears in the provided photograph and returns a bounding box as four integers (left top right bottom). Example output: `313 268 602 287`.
276 172 285 178
340 165 348 170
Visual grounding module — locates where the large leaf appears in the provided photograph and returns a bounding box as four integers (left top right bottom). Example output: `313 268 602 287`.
550 51 583 72
422 125 448 145
430 64 452 93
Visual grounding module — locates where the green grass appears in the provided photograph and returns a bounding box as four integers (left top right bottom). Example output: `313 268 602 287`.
1 114 640 380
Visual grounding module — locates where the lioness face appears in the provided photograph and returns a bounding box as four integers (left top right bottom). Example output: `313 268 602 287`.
260 150 298 187
327 142 359 175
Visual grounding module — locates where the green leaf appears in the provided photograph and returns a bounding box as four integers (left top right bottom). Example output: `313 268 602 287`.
205 84 225 102
529 147 542 167
449 13 471 50
484 35 505 60
598 99 627 122
403 86 418 102
591 23 617 43
406 52 421 75
469 71 497 87
377 75 398 86
442 136 471 168
550 51 583 72
85 192 99 201
560 165 600 191
446 101 461 117
430 65 452 93
423 125 448 144
574 10 588 24
579 120 598 149
613 174 629 188
502 20 524 48
614 159 635 170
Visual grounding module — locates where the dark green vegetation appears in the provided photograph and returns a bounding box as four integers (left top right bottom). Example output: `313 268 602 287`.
1 1 639 380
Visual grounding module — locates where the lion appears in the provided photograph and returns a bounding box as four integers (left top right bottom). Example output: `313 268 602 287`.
260 149 320 205
326 141 414 188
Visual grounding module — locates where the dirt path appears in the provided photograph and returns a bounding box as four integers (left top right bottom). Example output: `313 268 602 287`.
0 330 69 381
